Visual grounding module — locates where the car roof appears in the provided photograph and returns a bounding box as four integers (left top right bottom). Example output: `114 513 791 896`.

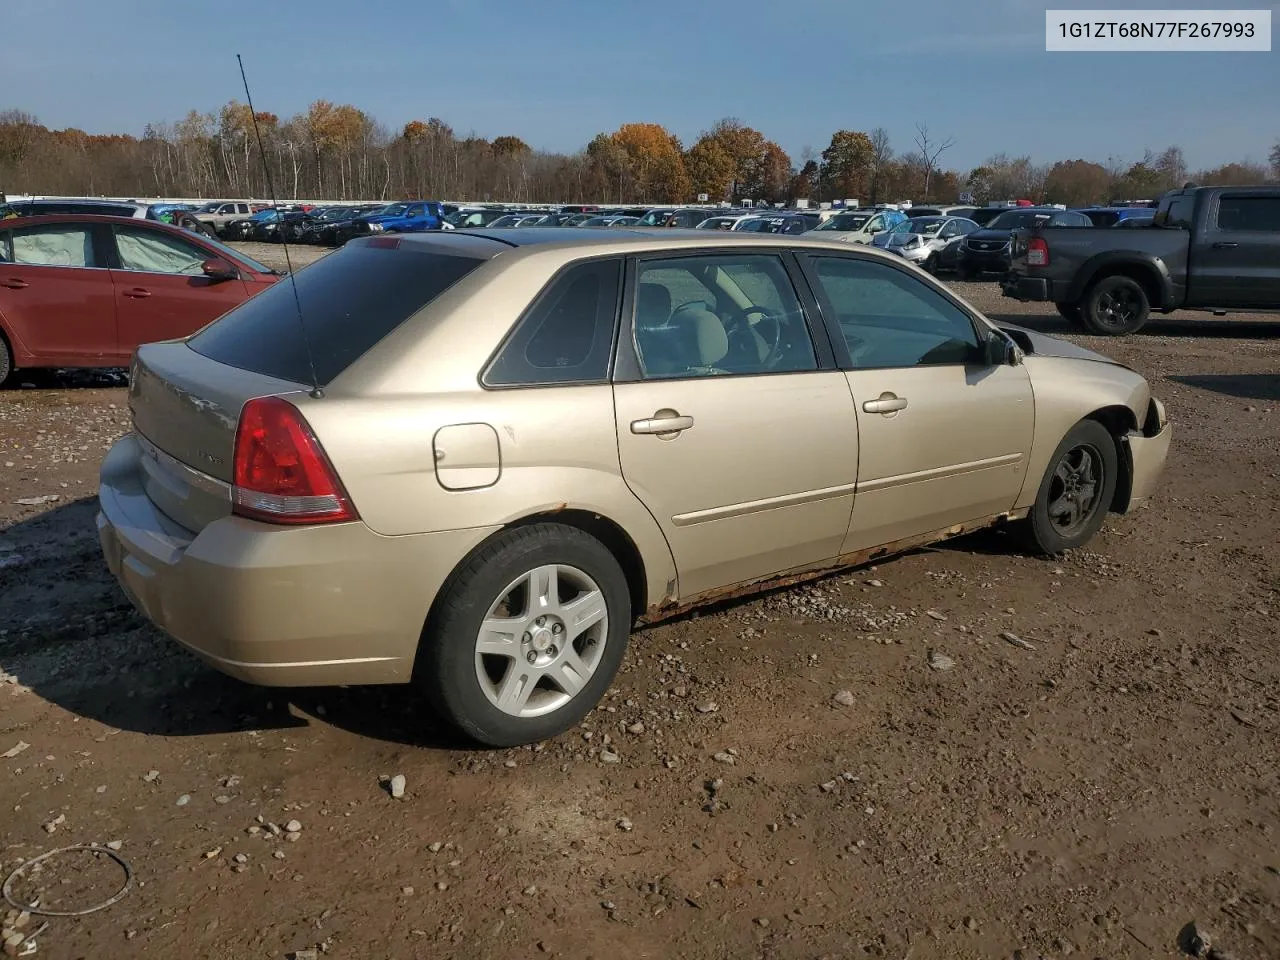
0 213 191 230
382 227 924 262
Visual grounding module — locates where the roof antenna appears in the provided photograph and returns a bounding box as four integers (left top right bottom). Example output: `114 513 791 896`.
237 54 323 400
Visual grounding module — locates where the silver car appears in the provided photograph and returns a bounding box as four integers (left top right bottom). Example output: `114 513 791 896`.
880 216 979 273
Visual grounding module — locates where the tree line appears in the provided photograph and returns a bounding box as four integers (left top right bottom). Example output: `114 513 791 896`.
1 105 1277 207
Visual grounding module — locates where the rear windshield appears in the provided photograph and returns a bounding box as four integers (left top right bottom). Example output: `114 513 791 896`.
187 243 483 386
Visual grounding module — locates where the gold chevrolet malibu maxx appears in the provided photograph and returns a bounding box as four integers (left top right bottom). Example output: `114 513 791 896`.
97 228 1171 746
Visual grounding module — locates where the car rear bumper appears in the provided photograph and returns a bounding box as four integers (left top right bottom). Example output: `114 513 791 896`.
97 435 497 687
1001 274 1059 302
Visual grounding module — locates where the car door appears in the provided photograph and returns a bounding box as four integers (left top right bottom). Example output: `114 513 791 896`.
107 223 251 353
0 220 118 364
1191 193 1280 307
800 252 1035 553
612 251 857 598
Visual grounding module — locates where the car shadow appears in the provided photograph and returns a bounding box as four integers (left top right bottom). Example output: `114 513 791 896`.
0 497 471 750
1169 373 1280 402
1 368 129 390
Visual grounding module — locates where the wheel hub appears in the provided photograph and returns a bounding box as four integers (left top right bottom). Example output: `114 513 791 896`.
527 622 558 654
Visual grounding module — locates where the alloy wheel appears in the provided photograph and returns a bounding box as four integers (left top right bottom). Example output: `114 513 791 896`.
1046 443 1104 536
474 563 609 718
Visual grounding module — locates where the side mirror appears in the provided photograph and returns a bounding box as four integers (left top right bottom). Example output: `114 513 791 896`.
201 258 237 282
983 331 1021 366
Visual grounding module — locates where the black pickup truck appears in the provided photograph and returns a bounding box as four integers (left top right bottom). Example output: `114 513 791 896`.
1002 186 1280 335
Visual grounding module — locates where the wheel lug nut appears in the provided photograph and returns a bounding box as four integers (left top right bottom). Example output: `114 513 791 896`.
522 632 531 643
548 645 557 657
536 616 545 627
552 623 563 635
527 651 537 664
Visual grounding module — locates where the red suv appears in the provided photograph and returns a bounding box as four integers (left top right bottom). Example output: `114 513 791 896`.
0 215 279 386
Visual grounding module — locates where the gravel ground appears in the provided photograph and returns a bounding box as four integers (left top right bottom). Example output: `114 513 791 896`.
1 245 1278 960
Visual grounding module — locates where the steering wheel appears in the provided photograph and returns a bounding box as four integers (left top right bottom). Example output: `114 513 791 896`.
723 304 786 369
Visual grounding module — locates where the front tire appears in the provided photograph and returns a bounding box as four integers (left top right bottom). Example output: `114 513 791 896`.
1082 275 1149 335
1055 302 1085 327
417 524 632 747
1021 419 1119 555
0 335 13 388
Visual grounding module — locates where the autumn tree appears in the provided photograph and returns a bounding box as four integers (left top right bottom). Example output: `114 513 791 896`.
1270 140 1280 180
758 142 792 204
1154 146 1187 192
1194 161 1271 186
684 137 735 201
608 123 690 202
818 130 875 201
788 159 818 203
867 127 893 203
1043 159 1112 207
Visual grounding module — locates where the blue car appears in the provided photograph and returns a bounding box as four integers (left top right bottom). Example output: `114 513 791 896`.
1074 206 1155 227
342 201 446 243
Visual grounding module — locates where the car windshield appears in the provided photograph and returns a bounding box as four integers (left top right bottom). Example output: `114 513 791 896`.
197 202 223 213
815 213 869 231
987 210 1054 229
250 209 279 221
373 203 408 217
637 210 671 226
909 218 946 235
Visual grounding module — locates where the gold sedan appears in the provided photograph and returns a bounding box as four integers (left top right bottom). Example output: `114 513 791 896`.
97 228 1171 746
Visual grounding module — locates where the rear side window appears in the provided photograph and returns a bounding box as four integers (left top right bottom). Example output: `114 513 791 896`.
188 244 483 386
10 224 97 267
1216 196 1280 232
483 258 621 387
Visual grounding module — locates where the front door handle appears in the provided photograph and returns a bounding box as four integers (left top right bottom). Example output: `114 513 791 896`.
863 393 908 414
0 278 29 289
1211 241 1239 249
123 288 152 299
631 410 694 437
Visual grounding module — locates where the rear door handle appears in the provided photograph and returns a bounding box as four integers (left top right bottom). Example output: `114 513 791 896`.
1211 241 1239 249
0 278 29 289
631 412 694 436
863 393 908 414
123 288 152 298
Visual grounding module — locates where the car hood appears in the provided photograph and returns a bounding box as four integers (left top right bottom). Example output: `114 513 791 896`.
969 228 1013 242
996 322 1127 367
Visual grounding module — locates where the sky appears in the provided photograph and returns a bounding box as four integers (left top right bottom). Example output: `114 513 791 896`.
3 0 1278 173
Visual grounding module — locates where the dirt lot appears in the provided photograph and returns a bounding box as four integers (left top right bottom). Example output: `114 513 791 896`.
1 243 1278 960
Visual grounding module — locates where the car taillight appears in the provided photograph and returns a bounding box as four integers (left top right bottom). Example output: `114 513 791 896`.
231 396 357 525
1027 237 1049 267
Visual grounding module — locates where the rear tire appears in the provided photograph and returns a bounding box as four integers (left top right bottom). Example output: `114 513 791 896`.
417 523 632 747
1020 419 1119 555
1082 275 1149 336
958 266 977 282
922 253 938 274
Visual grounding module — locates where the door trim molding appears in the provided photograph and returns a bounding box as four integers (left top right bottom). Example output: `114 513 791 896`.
857 452 1023 493
671 481 856 527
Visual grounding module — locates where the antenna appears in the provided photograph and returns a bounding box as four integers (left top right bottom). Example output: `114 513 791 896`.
236 54 323 399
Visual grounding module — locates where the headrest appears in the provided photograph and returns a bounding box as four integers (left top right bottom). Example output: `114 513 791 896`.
636 283 672 328
672 306 729 367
